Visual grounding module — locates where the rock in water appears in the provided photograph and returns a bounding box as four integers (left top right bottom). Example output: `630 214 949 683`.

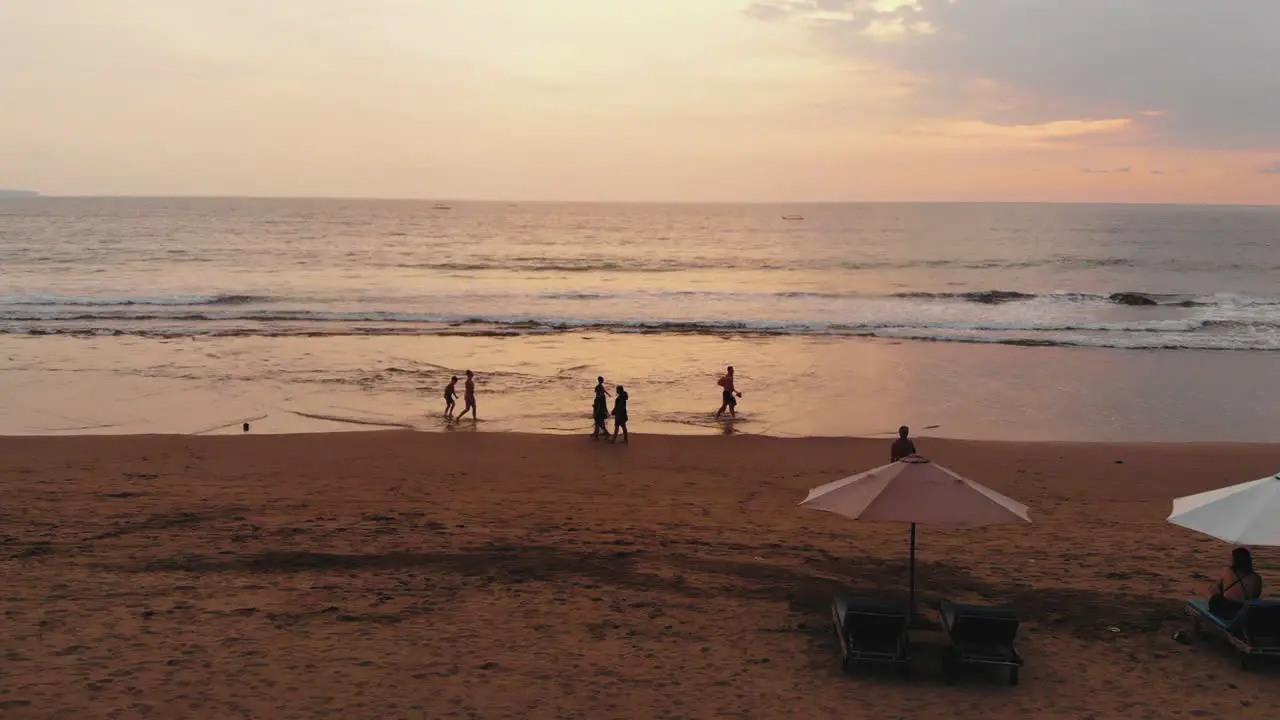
962 290 1037 304
1109 292 1159 306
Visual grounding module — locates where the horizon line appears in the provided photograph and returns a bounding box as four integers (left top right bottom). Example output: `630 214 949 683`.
4 194 1279 209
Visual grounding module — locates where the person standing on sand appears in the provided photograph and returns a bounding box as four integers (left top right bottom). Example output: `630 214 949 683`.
460 370 478 421
611 385 629 443
714 366 742 419
891 425 917 462
592 376 611 439
443 376 458 420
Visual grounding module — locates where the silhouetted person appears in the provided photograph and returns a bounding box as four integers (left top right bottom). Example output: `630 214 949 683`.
1208 547 1263 620
444 375 459 420
891 425 916 462
592 376 611 439
461 370 477 421
714 366 742 419
611 385 629 443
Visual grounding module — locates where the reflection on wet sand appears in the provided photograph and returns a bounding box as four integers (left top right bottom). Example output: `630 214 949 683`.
1 332 1278 442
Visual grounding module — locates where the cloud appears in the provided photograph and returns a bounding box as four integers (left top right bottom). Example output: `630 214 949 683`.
745 1 1280 149
911 117 1133 146
1261 161 1280 175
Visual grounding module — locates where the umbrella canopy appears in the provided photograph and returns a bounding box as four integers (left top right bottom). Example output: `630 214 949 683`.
801 455 1031 526
800 455 1031 609
1168 473 1280 545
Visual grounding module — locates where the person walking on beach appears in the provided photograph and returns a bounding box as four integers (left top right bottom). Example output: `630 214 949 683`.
443 375 459 420
891 425 917 462
714 366 742 419
460 370 478 421
592 376 611 439
611 385 629 443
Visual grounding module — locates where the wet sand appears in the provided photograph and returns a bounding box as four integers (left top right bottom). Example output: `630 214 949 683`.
5 333 1280 442
2 432 1279 719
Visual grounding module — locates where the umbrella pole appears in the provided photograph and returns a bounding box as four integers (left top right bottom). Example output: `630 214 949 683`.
909 522 916 617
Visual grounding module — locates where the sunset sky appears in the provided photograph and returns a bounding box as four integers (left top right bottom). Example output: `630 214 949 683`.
2 0 1278 203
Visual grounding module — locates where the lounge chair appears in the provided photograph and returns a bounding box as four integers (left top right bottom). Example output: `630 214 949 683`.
938 600 1023 685
830 595 911 676
1186 599 1280 670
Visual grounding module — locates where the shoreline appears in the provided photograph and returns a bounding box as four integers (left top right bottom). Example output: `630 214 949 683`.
5 333 1280 443
6 428 1280 447
4 432 1280 717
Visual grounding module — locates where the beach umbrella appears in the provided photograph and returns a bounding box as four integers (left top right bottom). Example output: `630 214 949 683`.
799 455 1031 610
1168 473 1280 545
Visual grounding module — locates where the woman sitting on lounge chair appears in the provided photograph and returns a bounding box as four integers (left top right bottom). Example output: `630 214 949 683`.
1207 547 1263 620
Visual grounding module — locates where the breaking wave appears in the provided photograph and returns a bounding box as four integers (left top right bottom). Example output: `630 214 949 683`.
3 288 1277 351
4 289 1276 308
0 293 270 307
381 255 1280 274
3 313 1278 351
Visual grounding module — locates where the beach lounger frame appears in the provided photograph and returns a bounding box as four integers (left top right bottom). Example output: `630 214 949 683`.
938 600 1023 685
830 596 912 676
1187 599 1280 670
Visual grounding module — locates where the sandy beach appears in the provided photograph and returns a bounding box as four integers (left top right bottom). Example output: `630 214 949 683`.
2 431 1278 718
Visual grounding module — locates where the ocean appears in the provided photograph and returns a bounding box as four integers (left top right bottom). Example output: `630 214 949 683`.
2 198 1279 440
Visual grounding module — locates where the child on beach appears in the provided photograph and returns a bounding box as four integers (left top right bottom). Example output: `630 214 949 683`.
443 376 458 420
611 385 629 443
592 376 611 439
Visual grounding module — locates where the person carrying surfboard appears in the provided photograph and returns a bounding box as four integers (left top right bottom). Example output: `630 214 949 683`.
714 366 742 420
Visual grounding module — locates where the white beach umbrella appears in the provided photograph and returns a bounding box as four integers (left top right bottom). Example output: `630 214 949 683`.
1168 473 1280 545
800 455 1031 609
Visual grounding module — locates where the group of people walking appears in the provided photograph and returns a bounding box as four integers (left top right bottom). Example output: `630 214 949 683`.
441 365 745 440
591 377 629 443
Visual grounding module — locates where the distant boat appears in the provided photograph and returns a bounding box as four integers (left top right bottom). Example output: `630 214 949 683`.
781 214 804 221
433 204 452 211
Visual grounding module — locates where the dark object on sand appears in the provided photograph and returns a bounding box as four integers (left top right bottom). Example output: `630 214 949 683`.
1186 598 1280 670
243 423 250 433
939 600 1024 685
1110 292 1159 306
831 595 911 676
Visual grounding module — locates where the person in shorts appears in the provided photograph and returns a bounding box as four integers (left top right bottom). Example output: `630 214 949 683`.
715 366 742 420
460 370 478 421
443 376 458 420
